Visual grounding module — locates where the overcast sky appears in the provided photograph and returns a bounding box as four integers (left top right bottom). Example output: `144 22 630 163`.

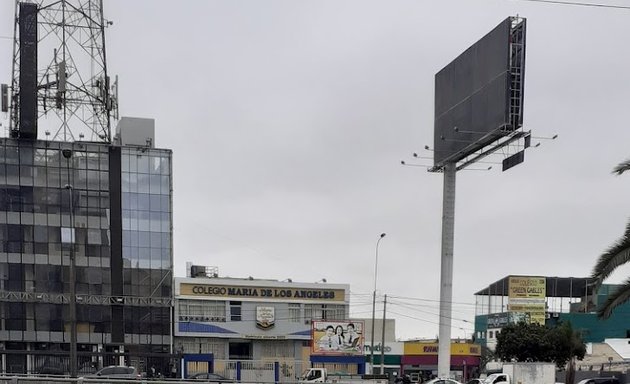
1 0 630 341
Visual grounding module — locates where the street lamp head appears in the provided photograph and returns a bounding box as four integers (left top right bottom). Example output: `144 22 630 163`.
380 233 386 238
64 184 73 190
62 149 73 159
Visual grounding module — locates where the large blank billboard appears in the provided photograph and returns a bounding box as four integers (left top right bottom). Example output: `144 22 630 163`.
434 17 526 167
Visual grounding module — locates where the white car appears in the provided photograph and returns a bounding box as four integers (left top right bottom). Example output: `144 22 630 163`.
424 378 463 384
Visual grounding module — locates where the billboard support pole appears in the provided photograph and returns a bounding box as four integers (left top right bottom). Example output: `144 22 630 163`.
429 15 528 380
438 162 456 378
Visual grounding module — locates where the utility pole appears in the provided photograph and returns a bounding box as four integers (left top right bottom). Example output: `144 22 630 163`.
380 294 387 375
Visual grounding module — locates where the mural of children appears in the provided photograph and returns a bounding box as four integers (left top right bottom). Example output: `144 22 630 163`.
317 325 340 351
343 323 361 350
334 325 345 347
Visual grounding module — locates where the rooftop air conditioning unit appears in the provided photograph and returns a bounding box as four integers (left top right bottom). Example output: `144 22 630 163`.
190 265 207 278
545 313 551 319
552 312 560 318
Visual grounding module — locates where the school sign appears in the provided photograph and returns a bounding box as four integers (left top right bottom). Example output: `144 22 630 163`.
180 283 346 302
508 276 546 325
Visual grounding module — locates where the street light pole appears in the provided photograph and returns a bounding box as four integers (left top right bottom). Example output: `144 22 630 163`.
62 148 77 378
380 294 387 375
370 233 386 374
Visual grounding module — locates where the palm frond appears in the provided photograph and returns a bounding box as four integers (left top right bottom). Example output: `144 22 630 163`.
597 277 630 319
591 220 630 288
613 159 630 175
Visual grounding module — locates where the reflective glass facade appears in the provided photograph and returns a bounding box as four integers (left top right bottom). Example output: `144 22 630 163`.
121 147 172 343
0 138 173 373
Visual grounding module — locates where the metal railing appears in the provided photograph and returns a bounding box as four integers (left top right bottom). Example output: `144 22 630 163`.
0 377 329 384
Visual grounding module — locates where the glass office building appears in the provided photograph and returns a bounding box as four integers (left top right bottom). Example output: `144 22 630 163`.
0 138 173 374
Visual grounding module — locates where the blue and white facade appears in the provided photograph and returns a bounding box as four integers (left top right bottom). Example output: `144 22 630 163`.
173 276 350 362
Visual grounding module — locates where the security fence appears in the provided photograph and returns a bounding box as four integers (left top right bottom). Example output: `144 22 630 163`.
1 357 309 383
2 351 180 378
198 360 307 383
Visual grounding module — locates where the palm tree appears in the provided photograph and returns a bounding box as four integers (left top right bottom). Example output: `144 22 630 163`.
591 159 630 319
613 160 630 175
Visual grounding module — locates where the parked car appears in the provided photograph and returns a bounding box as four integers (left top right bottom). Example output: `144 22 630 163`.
188 372 233 382
466 379 484 384
37 365 66 376
81 365 142 380
576 378 621 384
424 378 463 384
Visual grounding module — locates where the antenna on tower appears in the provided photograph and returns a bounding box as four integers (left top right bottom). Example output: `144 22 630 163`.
9 0 119 142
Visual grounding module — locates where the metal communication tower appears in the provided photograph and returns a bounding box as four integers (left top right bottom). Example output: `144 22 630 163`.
9 0 118 142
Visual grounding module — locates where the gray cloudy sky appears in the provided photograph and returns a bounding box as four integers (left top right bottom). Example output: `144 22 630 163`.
2 0 630 340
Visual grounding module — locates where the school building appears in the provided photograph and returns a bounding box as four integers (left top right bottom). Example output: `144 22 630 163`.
172 266 482 380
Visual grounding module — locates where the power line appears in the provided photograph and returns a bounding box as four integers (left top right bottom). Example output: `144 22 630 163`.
388 309 443 327
387 301 474 325
349 310 377 317
356 291 477 307
349 302 376 308
514 0 630 10
353 292 446 308
349 292 375 297
386 298 477 315
388 299 475 319
388 310 475 332
387 294 477 307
